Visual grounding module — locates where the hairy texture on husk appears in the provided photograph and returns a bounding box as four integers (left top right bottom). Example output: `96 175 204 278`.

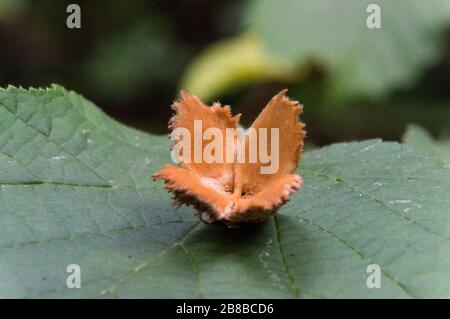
153 90 305 227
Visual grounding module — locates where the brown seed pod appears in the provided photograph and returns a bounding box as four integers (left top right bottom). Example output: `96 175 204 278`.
153 89 305 227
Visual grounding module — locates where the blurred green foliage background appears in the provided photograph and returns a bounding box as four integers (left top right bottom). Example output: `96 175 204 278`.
1 0 449 147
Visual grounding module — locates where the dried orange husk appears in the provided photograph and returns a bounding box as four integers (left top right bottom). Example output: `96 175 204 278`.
153 90 305 227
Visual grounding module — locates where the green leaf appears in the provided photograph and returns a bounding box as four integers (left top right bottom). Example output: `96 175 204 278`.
83 20 188 102
403 124 450 165
1 86 449 298
244 0 450 100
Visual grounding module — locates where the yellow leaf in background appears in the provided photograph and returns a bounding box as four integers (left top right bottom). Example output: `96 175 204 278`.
180 34 297 101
